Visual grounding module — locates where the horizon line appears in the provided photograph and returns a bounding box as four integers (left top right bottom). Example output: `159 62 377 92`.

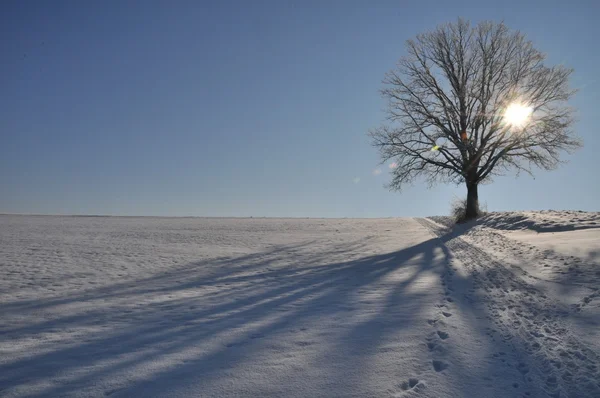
0 212 409 219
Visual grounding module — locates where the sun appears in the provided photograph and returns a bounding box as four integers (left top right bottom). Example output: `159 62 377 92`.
504 103 533 128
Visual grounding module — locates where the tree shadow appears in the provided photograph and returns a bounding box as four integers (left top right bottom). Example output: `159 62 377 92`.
0 235 450 397
2 220 598 397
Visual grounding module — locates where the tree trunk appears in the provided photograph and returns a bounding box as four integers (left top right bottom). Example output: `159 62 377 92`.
465 182 479 220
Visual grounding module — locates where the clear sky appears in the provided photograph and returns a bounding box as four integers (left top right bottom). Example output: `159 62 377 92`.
1 0 598 217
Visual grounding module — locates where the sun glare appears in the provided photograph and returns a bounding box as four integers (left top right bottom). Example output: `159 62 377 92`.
504 103 533 128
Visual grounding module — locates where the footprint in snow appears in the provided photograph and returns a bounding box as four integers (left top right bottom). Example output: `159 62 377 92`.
432 360 448 372
399 378 420 390
437 331 449 340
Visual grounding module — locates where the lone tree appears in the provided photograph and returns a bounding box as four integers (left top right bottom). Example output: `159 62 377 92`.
369 19 581 221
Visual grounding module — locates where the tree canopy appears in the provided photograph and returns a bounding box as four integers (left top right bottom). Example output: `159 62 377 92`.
370 19 581 219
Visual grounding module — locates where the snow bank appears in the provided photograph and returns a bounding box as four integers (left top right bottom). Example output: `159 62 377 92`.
480 210 600 233
430 210 600 232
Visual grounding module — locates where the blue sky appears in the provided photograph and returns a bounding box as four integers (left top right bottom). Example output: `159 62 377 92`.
1 0 598 217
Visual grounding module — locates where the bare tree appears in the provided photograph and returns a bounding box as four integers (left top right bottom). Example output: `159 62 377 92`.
369 19 581 221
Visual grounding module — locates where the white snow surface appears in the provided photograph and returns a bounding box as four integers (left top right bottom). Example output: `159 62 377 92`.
0 212 599 397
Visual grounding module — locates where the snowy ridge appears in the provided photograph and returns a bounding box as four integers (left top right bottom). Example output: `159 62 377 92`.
429 210 600 233
422 213 600 397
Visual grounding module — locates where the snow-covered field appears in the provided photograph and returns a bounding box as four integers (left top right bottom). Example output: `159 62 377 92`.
0 212 599 397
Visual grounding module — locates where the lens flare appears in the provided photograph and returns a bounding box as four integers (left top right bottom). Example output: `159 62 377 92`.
389 162 397 169
504 103 532 128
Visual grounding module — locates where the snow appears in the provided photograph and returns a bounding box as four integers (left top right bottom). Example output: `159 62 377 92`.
0 212 599 397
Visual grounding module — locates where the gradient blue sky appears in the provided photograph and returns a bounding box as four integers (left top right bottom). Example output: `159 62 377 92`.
1 0 598 217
